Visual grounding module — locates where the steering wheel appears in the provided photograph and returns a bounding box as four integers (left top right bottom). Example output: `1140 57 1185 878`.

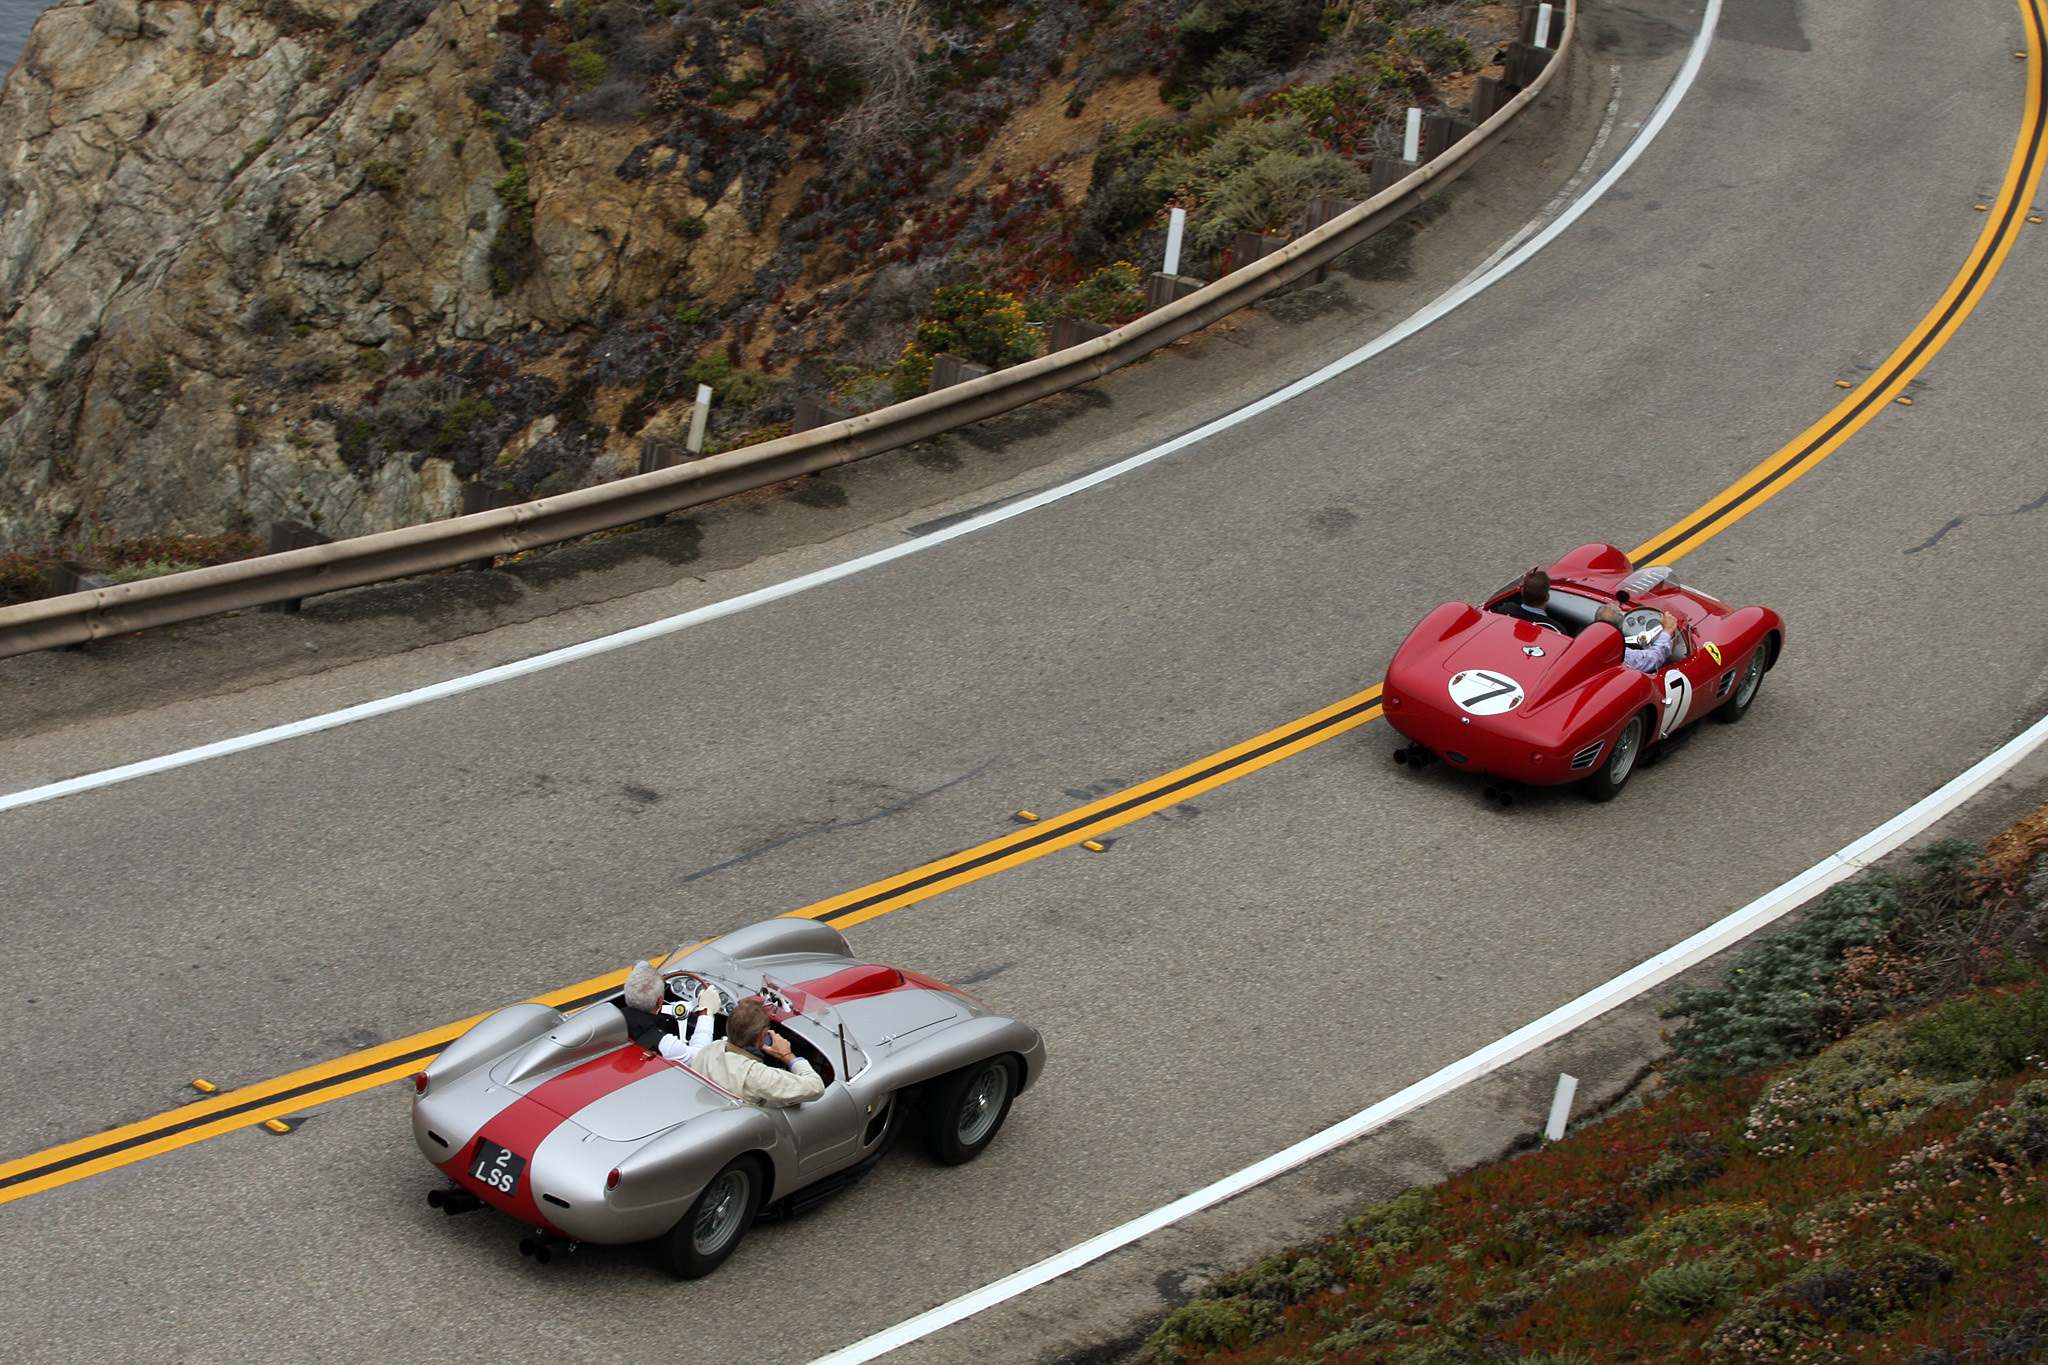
1619 607 1665 649
1533 618 1565 634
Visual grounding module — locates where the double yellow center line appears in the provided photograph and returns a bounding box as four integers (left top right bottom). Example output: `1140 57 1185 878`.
6 0 2043 1206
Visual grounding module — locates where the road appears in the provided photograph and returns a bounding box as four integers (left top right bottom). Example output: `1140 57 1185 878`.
5 0 2048 1359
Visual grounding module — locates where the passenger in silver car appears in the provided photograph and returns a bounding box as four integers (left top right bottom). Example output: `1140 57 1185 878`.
695 999 827 1106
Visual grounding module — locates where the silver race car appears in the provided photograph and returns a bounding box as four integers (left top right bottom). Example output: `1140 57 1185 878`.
411 917 1045 1276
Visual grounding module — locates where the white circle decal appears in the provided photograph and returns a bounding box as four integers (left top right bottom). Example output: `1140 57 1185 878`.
1448 670 1525 716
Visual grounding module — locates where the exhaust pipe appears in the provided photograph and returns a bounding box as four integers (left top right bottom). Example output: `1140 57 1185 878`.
428 1187 482 1215
1391 748 1407 765
519 1233 579 1264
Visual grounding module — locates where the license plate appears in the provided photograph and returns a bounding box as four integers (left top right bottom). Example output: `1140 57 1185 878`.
470 1139 526 1196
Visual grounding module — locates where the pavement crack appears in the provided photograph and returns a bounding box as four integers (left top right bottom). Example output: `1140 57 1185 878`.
678 758 999 884
1905 486 2048 554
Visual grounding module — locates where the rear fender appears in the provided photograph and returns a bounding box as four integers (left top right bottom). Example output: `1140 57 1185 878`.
505 1003 630 1086
608 1105 783 1212
1548 671 1654 752
1524 623 1625 712
865 1016 1047 1096
425 1003 561 1088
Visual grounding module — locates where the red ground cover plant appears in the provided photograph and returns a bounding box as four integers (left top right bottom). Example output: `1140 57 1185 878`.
1143 821 2048 1365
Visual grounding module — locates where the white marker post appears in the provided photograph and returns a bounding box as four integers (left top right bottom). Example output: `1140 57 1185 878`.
1535 1 1554 48
685 383 713 455
1402 106 1423 163
1544 1072 1579 1142
1162 206 1185 277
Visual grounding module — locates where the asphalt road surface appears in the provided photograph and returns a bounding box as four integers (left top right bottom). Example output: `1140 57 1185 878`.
7 0 2048 1360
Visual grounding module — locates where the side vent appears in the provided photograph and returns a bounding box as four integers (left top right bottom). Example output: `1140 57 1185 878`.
541 1194 571 1209
1445 751 1470 765
1571 741 1605 771
427 1130 450 1149
1715 669 1734 698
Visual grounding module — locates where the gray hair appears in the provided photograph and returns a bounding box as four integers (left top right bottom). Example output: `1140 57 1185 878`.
623 961 664 1012
1594 604 1625 627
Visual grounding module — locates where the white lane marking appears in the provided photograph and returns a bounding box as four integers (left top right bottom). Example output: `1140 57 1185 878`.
1456 61 1627 288
810 705 2048 1365
1 13 1706 817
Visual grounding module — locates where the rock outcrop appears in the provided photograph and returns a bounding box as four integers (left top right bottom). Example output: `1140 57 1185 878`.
0 0 1504 549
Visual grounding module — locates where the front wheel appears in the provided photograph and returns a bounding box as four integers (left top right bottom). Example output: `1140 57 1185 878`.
920 1056 1019 1166
1583 713 1648 802
658 1154 764 1279
1714 647 1766 723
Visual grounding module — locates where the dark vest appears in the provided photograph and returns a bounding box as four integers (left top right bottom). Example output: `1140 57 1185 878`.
615 1001 676 1052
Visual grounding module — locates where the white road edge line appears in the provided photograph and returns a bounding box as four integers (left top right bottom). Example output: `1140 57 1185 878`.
808 708 2048 1365
0 4 1710 817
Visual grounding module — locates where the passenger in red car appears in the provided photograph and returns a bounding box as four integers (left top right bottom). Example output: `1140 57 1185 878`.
1497 567 1558 625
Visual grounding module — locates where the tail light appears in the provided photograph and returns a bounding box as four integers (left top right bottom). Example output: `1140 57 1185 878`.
1529 751 1545 765
413 1072 430 1095
1384 694 1401 709
606 1168 622 1191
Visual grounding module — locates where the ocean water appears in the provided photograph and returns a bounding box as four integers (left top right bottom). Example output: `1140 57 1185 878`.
1 0 56 80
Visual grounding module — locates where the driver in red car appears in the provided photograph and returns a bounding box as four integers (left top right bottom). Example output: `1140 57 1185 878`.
1595 603 1680 672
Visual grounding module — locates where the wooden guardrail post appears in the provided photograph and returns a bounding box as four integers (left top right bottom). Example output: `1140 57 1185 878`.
1421 113 1477 163
928 354 992 392
1144 272 1206 310
1046 317 1112 354
50 560 114 597
1225 231 1290 273
792 397 854 432
459 483 522 570
259 520 333 612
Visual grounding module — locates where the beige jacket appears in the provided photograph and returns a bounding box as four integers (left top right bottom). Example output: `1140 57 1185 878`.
694 1042 826 1106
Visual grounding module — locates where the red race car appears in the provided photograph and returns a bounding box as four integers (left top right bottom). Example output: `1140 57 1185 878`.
1381 544 1785 801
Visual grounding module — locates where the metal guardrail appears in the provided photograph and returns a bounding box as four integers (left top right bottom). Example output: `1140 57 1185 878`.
0 5 1575 660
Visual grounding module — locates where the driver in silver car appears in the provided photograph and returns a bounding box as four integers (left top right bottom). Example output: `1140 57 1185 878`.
621 961 721 1063
696 999 827 1106
1594 603 1680 672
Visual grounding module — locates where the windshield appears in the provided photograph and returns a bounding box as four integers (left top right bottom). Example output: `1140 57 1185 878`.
763 974 868 1081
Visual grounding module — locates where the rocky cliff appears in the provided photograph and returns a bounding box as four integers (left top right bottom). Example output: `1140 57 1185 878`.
0 0 1503 554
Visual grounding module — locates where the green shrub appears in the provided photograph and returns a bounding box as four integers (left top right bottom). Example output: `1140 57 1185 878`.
684 352 775 410
1059 261 1146 323
1178 0 1322 82
139 356 173 391
1639 1260 1741 1319
434 395 497 450
489 148 536 295
1903 977 2048 1081
1144 1296 1278 1358
672 214 707 240
364 159 403 193
1663 873 1906 1079
1396 24 1479 75
893 286 1036 399
565 40 609 87
673 302 704 325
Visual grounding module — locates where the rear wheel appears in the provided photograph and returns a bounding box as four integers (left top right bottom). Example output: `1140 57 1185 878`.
1714 646 1766 723
1584 713 1648 802
658 1154 763 1279
920 1056 1018 1166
